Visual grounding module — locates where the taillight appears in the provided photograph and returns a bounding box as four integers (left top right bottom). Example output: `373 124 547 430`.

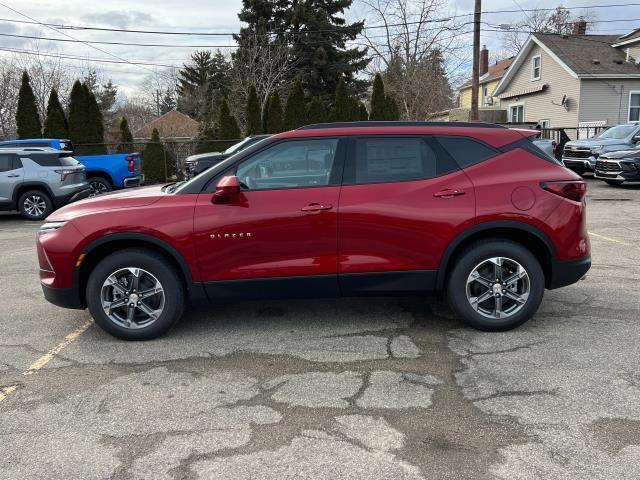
540 181 586 202
125 155 135 172
54 169 76 181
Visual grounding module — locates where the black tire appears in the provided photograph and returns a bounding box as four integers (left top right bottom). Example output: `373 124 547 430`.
446 239 545 331
88 176 112 196
605 180 624 186
86 249 185 340
18 190 53 220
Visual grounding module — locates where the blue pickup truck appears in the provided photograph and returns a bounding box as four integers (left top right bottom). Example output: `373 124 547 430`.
0 139 143 194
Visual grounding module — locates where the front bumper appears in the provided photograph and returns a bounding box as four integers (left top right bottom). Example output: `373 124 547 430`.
548 256 591 289
41 284 84 309
123 174 145 188
562 158 595 172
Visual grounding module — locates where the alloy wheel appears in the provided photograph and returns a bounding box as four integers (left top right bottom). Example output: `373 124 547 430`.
90 180 109 196
466 257 530 320
23 195 46 217
100 267 165 329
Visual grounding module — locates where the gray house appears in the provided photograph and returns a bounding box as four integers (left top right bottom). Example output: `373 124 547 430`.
493 29 640 137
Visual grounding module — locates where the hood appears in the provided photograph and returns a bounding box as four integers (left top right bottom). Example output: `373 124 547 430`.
47 184 167 221
600 148 640 160
565 138 626 148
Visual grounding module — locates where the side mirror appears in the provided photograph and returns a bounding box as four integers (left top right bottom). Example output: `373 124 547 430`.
633 134 640 143
213 175 240 203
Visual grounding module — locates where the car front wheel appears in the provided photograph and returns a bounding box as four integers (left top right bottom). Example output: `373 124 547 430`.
86 249 185 340
446 240 545 331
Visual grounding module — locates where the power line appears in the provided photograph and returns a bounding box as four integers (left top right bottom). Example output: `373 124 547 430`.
0 2 156 73
0 3 637 37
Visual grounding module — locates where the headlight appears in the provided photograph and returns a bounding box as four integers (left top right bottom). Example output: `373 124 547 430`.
39 221 67 231
590 145 603 153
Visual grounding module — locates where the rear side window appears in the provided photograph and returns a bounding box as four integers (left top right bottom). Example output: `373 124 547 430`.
0 154 17 172
353 138 436 184
435 136 498 168
26 154 65 167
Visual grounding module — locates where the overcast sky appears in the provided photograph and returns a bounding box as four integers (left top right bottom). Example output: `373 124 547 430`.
0 0 637 96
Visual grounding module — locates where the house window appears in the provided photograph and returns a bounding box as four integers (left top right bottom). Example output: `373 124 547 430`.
538 119 551 138
509 104 524 123
532 55 541 80
629 91 640 122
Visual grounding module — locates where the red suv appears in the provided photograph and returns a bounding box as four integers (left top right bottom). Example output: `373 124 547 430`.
37 122 590 340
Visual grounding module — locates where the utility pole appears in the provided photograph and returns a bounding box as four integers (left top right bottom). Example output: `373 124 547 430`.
470 0 481 120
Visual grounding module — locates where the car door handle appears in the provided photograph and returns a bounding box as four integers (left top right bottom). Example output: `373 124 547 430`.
7 174 20 178
433 188 466 198
301 203 333 212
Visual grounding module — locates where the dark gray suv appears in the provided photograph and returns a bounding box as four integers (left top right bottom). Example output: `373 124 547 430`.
0 148 90 220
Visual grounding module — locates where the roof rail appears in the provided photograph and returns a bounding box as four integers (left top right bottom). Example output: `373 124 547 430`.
297 121 506 130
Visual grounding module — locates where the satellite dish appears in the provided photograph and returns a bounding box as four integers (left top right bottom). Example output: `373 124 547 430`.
552 94 569 111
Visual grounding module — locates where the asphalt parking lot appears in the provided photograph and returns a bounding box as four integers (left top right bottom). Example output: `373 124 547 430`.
1 177 639 480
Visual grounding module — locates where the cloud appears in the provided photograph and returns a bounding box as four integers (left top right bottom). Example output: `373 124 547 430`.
82 10 155 29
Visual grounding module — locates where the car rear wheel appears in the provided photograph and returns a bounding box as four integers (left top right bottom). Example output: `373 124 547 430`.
86 249 185 340
88 177 112 196
18 190 53 220
446 240 545 331
605 180 624 186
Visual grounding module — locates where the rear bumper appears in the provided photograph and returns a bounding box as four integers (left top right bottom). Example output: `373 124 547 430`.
123 174 144 188
548 256 591 289
41 284 84 309
53 186 92 207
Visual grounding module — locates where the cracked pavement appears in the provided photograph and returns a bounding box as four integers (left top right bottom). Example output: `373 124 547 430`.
1 178 639 479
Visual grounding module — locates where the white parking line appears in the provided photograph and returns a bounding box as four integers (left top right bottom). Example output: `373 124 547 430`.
588 231 634 247
0 320 93 403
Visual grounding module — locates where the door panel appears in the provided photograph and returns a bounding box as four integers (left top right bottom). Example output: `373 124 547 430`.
193 187 341 284
0 155 23 204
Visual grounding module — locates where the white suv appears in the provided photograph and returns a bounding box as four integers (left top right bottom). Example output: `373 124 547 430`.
0 148 90 220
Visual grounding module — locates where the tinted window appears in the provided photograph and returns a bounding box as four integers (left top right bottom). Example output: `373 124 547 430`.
354 138 436 184
435 136 498 168
0 154 17 172
26 154 64 167
236 138 338 190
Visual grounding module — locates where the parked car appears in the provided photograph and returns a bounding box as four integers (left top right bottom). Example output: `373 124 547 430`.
0 139 142 195
184 135 270 179
594 146 640 186
37 121 590 340
532 138 557 159
562 123 640 175
0 147 90 220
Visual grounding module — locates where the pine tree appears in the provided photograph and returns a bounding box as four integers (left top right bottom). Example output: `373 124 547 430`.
265 90 283 133
284 77 306 130
218 98 241 140
68 80 89 147
261 94 271 134
245 84 262 136
43 88 68 138
143 128 166 184
116 117 134 153
357 101 368 121
333 77 352 122
84 84 106 154
195 126 217 154
306 96 326 124
369 73 387 121
16 71 42 139
387 96 400 121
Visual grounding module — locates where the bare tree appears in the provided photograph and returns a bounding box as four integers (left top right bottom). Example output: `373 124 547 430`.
360 0 463 119
228 34 297 127
0 58 21 138
114 95 156 136
140 68 179 116
501 7 597 55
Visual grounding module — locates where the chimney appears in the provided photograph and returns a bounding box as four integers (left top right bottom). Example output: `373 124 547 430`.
573 18 587 35
480 45 489 76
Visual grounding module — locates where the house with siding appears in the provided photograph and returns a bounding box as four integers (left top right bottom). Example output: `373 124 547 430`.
493 26 640 138
459 48 514 110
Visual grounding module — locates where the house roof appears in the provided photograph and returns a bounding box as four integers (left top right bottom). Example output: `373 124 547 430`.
460 57 514 90
133 110 200 139
494 32 640 96
614 28 640 46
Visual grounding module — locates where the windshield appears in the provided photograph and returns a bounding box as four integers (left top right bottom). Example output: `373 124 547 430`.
224 137 252 155
595 125 637 139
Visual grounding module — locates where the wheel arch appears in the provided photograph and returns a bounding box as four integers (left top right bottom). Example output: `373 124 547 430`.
13 182 54 205
437 221 556 291
85 170 114 186
76 233 197 307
